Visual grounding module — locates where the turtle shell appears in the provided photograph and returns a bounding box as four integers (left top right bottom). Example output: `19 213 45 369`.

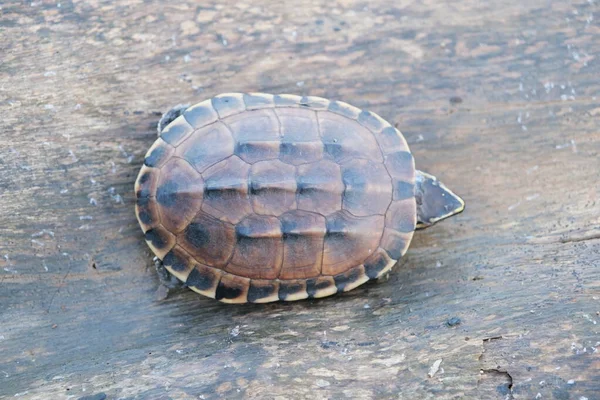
135 93 416 303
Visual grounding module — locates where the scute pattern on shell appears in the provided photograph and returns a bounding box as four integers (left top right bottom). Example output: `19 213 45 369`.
135 93 416 303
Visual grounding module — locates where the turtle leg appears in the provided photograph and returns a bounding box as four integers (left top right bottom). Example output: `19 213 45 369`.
153 256 187 299
157 104 190 136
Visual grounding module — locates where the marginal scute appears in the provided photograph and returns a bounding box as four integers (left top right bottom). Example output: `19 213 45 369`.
297 160 343 215
276 107 320 141
342 159 392 216
144 138 174 169
135 165 158 199
176 121 235 173
381 228 413 260
319 112 382 164
279 210 326 280
322 211 384 276
298 96 330 110
162 245 195 282
179 212 236 268
364 248 395 279
393 181 415 201
215 274 249 303
187 264 222 298
357 110 388 133
385 198 417 233
135 196 160 232
235 140 280 164
306 276 336 298
248 280 279 303
375 126 410 155
273 94 303 107
226 109 281 163
327 100 362 120
202 156 252 224
155 158 204 233
160 116 195 147
384 151 415 183
144 224 176 259
278 280 308 301
334 265 369 292
182 99 219 128
250 160 296 216
227 215 283 279
244 93 275 110
211 93 245 118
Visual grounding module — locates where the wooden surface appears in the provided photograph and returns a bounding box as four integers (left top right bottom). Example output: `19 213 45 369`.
1 0 599 399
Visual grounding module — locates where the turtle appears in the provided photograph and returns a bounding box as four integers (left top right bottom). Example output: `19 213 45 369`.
134 93 464 304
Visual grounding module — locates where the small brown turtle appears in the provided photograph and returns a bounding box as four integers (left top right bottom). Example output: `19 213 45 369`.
135 93 464 303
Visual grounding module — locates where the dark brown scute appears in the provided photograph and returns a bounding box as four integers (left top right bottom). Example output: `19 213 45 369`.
247 280 278 303
278 281 306 301
277 108 319 141
144 140 173 168
179 212 236 267
319 112 382 164
327 100 361 119
182 100 218 128
201 156 252 224
393 181 415 201
380 228 412 260
357 110 386 132
299 96 329 109
296 160 343 215
279 141 323 165
385 199 416 233
135 169 156 199
384 151 414 182
243 93 274 109
215 281 243 301
333 267 362 291
215 274 248 302
279 210 326 279
249 160 296 216
211 93 245 118
144 224 176 258
144 228 169 250
162 247 189 273
376 126 409 155
160 117 194 147
364 248 392 279
156 158 204 233
235 140 280 164
135 198 158 227
227 215 283 279
322 211 384 275
341 159 392 216
306 277 334 298
176 122 235 173
226 109 280 163
186 265 217 291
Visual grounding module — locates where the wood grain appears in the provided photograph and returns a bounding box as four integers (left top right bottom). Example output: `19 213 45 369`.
1 0 599 398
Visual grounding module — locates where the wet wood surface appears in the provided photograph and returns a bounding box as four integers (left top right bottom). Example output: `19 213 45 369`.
1 0 599 399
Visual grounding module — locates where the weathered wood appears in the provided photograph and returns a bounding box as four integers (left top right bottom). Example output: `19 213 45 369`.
1 0 599 399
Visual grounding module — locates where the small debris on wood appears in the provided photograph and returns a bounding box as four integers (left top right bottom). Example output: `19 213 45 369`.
230 326 240 337
316 379 330 388
428 359 443 378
